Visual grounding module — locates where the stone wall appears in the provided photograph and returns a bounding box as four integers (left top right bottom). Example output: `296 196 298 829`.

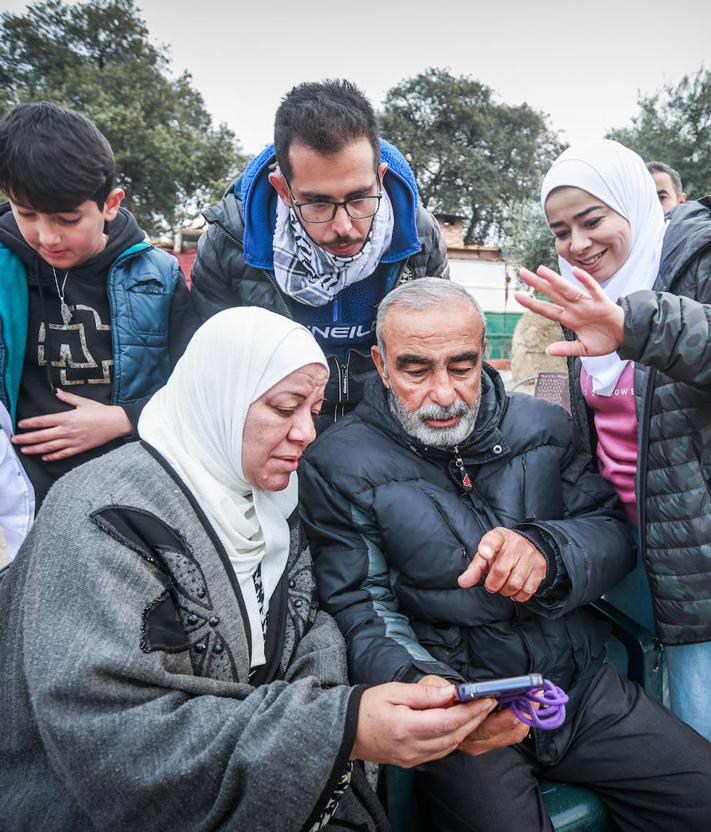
510 310 567 385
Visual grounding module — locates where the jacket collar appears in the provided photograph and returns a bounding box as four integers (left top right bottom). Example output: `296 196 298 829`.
359 362 511 465
234 139 422 271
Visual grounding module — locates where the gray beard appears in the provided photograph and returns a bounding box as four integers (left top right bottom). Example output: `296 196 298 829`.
387 387 481 449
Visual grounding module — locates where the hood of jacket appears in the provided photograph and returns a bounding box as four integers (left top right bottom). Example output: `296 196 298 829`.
656 196 711 292
228 139 423 272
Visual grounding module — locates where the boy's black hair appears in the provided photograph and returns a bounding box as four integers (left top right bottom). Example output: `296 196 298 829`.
274 79 380 179
0 102 116 213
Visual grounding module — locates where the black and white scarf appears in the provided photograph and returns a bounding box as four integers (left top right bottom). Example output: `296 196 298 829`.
272 188 394 307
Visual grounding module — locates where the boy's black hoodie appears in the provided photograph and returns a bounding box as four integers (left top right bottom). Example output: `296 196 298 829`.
0 204 198 507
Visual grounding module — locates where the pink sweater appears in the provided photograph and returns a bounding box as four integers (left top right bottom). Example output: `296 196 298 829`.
580 362 639 524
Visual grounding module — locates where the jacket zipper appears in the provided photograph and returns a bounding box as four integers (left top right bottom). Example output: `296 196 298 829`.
423 492 470 567
637 366 665 652
636 368 655 588
107 244 153 405
341 352 352 418
452 445 473 491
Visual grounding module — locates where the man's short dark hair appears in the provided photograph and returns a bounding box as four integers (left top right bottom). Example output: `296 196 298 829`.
646 161 683 196
274 79 380 179
0 102 116 212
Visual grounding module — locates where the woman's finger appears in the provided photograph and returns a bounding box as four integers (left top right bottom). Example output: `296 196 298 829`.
519 267 554 297
514 292 564 322
535 265 592 305
570 267 608 301
520 267 576 308
546 340 588 357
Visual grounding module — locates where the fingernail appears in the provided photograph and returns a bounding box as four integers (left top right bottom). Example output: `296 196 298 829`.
434 686 454 701
480 546 492 556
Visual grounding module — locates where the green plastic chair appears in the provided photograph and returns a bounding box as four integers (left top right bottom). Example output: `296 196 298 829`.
380 598 664 832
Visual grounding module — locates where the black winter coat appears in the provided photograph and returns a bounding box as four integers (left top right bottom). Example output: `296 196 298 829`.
568 197 711 645
300 366 634 763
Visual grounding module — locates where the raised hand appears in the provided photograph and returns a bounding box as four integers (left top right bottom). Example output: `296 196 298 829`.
515 265 625 357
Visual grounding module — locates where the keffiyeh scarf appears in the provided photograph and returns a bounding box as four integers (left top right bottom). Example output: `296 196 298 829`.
273 187 394 307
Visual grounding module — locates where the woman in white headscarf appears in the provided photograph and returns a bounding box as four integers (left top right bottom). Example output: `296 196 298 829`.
517 139 711 740
0 306 499 832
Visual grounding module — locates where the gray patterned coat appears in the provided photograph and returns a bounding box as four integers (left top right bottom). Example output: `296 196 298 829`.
568 197 711 645
0 441 388 831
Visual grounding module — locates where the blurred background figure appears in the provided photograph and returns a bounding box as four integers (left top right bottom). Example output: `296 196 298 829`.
647 161 687 214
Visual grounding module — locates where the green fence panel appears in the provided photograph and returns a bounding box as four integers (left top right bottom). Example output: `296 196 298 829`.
484 311 522 359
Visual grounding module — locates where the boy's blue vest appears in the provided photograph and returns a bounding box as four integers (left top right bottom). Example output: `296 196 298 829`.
0 241 180 428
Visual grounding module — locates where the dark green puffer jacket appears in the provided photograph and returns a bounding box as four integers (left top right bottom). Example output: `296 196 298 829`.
568 197 711 645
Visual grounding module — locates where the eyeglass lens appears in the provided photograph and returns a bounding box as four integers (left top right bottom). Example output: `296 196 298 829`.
299 196 381 223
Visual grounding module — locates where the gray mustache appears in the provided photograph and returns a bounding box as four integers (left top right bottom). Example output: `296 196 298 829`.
416 401 471 421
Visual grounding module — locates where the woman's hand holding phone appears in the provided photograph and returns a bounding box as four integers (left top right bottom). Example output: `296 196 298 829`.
417 674 531 756
351 681 497 768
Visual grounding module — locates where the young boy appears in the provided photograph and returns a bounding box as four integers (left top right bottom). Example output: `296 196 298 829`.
0 102 199 538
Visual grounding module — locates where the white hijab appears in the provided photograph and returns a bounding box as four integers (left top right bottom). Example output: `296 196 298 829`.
540 139 666 396
138 307 328 668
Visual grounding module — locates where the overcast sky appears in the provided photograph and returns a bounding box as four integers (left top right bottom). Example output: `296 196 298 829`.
3 0 710 154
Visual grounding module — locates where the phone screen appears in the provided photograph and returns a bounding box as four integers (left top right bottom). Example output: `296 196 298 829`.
455 673 544 702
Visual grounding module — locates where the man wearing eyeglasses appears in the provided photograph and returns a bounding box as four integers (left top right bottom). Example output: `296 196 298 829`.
191 79 449 427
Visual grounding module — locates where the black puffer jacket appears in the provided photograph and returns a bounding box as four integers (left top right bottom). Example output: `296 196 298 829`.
568 197 711 645
300 366 634 763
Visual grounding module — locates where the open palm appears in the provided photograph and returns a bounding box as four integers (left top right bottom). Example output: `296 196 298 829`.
515 266 625 357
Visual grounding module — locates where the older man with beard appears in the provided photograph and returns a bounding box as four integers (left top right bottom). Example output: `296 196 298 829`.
299 278 711 832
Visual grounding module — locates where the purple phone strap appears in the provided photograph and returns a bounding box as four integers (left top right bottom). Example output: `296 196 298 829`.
498 679 569 730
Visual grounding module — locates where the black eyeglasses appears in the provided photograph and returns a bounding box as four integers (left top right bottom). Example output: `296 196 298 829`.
285 178 383 224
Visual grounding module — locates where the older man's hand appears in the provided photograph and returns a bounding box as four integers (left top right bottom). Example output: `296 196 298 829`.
457 706 530 756
458 527 548 602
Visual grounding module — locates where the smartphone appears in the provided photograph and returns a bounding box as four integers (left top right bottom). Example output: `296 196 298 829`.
455 673 544 702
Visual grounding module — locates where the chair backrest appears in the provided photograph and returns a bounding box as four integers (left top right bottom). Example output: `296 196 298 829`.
533 372 571 414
